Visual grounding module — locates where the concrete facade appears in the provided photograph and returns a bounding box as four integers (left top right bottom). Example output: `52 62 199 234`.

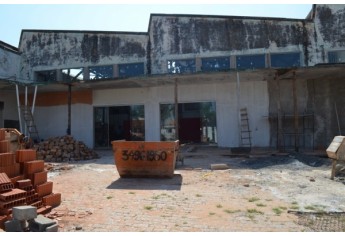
0 4 345 150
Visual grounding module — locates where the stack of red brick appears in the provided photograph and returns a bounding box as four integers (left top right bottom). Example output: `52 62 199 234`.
0 129 61 230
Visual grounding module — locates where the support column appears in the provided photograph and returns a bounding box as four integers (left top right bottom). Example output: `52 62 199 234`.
174 77 179 140
293 72 299 152
15 84 23 133
236 72 241 146
67 84 71 135
31 86 37 115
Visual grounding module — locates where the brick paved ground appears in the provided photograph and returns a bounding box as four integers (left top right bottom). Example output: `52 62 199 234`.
47 147 344 232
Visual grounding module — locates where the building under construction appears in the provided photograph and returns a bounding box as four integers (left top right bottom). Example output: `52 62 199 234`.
0 4 345 152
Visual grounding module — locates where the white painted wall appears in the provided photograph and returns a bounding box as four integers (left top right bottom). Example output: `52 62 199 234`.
93 79 270 148
0 90 19 127
34 104 93 147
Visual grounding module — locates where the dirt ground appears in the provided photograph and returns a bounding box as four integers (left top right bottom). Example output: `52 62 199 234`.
45 145 345 232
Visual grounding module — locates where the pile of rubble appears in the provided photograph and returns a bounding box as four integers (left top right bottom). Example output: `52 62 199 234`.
34 135 99 162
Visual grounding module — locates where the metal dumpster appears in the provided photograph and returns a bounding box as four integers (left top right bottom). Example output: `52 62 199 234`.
111 140 179 178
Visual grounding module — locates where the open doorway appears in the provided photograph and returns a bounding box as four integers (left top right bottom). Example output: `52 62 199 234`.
160 102 217 144
94 105 144 148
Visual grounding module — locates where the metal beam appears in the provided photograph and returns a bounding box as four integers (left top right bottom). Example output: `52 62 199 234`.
31 85 37 115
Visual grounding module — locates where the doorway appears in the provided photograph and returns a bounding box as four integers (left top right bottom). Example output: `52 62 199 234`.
160 102 217 144
94 105 144 148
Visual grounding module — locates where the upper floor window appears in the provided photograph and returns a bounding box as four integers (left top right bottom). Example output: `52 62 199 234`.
62 68 84 81
36 70 57 82
236 54 265 70
271 52 300 68
89 65 113 79
328 50 345 63
119 63 145 78
201 57 230 72
168 59 195 74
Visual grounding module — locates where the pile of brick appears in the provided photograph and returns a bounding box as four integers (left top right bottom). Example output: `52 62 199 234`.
34 135 99 162
0 129 61 230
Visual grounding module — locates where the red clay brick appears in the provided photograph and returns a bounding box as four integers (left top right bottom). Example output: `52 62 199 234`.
16 179 32 189
0 214 8 230
0 141 10 153
0 197 26 209
30 171 48 186
0 173 11 185
26 189 35 197
0 207 11 216
10 175 24 185
30 200 43 208
37 205 52 215
0 183 14 193
0 153 16 167
26 193 38 204
0 129 5 141
16 149 37 163
0 164 20 178
42 193 61 208
24 160 44 176
36 181 53 198
0 188 26 201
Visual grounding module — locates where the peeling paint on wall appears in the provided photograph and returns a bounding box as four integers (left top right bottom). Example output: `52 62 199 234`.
19 31 148 81
0 47 20 79
149 15 307 74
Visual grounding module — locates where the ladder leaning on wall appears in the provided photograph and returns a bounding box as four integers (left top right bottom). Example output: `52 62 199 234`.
15 84 40 145
20 106 40 143
239 107 252 148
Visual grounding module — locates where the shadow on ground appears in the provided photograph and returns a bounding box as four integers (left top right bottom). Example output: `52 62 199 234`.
106 174 183 191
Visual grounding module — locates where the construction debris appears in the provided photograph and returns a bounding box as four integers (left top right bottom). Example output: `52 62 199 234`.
0 129 61 231
210 163 230 170
4 206 58 232
34 135 99 162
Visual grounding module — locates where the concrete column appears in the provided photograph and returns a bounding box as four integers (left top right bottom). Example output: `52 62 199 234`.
83 67 90 80
113 64 119 78
56 69 63 82
230 55 237 69
195 57 202 72
266 53 271 68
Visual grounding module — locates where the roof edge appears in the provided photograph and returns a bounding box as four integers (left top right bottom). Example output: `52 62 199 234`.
0 41 20 54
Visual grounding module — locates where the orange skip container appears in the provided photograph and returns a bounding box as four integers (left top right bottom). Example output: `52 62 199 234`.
111 140 179 178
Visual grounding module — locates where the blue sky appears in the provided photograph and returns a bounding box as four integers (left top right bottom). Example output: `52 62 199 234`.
0 4 313 47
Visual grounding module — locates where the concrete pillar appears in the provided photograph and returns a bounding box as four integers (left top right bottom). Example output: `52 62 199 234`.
83 67 90 80
56 69 63 82
230 55 237 69
113 64 119 78
195 57 202 72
